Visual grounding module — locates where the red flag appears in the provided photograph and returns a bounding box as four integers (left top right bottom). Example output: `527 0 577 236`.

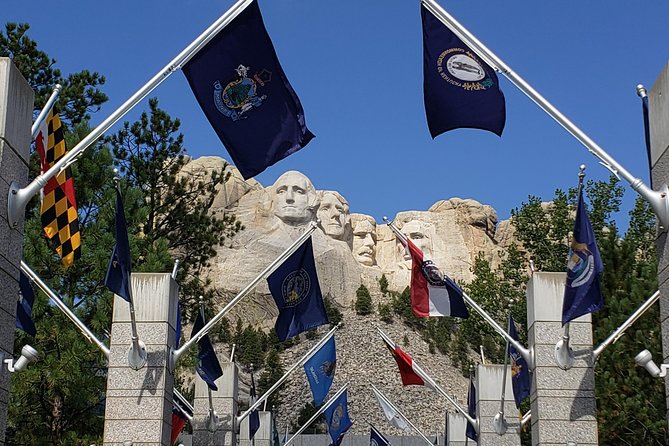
171 410 188 445
381 336 429 387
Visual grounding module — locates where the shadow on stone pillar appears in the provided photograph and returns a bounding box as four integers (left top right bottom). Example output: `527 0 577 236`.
0 57 34 444
103 273 179 445
526 272 598 446
193 362 238 445
476 364 520 445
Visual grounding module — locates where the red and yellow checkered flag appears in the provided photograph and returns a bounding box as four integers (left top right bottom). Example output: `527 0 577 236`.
35 108 81 267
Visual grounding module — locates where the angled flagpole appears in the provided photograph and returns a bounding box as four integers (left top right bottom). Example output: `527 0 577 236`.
238 322 341 424
370 383 433 446
421 0 669 231
7 0 254 228
31 84 62 139
170 222 319 370
383 217 534 370
376 327 477 431
283 383 349 446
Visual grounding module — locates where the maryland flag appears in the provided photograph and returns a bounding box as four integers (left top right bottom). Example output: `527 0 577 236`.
35 109 81 267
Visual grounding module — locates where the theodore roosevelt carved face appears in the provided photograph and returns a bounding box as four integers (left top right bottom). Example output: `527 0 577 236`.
352 218 376 266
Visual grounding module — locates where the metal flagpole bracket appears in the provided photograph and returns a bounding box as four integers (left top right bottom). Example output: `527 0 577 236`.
554 335 575 370
128 339 148 370
492 412 508 435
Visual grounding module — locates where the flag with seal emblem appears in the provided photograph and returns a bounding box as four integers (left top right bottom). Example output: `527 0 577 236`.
35 107 81 267
182 0 314 180
421 4 506 138
508 314 530 408
370 425 391 446
303 335 337 406
562 189 604 325
191 310 224 391
267 237 328 341
324 389 352 446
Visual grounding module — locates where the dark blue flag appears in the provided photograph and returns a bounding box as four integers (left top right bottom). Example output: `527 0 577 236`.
267 237 328 341
466 378 477 442
562 190 604 325
16 272 37 336
249 372 261 440
192 311 223 391
370 425 390 446
641 94 652 186
182 0 314 180
421 5 505 138
324 390 352 446
304 335 337 406
508 314 530 408
105 187 132 302
175 301 182 348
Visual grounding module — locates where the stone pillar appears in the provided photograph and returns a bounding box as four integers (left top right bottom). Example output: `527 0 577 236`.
527 272 597 445
192 362 238 445
476 364 520 445
0 58 33 444
445 412 467 446
239 411 271 446
649 61 669 426
103 273 179 445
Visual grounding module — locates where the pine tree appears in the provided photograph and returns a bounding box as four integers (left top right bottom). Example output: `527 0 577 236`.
354 284 373 316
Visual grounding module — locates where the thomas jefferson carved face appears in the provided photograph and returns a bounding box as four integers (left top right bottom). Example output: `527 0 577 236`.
272 171 317 226
352 219 376 266
317 191 350 240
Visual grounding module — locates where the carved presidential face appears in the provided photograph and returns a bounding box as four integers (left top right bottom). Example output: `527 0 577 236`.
352 220 376 266
399 220 432 261
273 171 316 226
317 192 350 240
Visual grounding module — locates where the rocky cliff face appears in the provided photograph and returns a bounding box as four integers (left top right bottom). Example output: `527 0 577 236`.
184 156 519 434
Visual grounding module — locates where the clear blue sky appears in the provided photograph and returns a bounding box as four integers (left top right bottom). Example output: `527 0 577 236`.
5 1 669 228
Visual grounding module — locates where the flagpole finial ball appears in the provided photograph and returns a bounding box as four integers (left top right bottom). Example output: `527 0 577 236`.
636 84 647 97
579 164 586 172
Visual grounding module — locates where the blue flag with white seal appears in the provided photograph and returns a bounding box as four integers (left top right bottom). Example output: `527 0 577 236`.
192 311 223 391
370 425 390 446
421 4 505 138
182 0 314 180
16 272 37 336
267 237 328 341
324 390 352 446
304 335 337 406
562 190 604 325
105 187 132 302
508 314 530 408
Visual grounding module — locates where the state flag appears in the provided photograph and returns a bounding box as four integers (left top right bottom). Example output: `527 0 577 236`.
370 425 391 446
324 389 352 446
304 335 337 406
249 372 261 440
16 272 37 336
192 311 223 391
381 335 433 389
508 314 530 408
371 386 410 432
466 378 477 442
105 187 133 302
183 0 314 179
421 4 505 138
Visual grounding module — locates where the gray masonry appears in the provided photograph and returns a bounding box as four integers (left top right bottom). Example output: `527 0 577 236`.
0 58 34 445
192 362 239 445
239 410 271 446
648 61 669 427
446 412 467 446
526 272 598 445
103 273 179 445
476 364 520 445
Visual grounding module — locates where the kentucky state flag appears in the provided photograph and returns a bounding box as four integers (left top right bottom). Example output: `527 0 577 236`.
267 237 328 341
562 189 604 325
304 335 337 406
508 314 530 408
324 390 353 446
406 239 468 318
421 4 505 138
183 0 314 179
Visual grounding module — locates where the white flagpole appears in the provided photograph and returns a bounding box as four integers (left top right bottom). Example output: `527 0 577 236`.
383 217 534 369
171 222 319 370
31 84 62 138
371 384 433 446
284 383 349 446
376 327 477 429
238 322 341 424
421 0 669 231
7 0 254 228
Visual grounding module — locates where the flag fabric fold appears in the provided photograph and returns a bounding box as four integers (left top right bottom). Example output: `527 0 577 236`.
466 378 477 442
370 425 391 446
249 372 261 440
183 0 314 179
508 314 530 408
372 386 411 432
381 335 432 388
562 190 604 325
105 187 133 302
16 272 37 336
304 335 337 406
324 389 352 446
191 311 223 391
402 238 468 318
35 108 81 267
421 4 506 138
267 237 328 341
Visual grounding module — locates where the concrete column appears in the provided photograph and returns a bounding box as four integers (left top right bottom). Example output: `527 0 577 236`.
103 273 179 445
648 61 669 426
192 362 238 445
476 364 520 445
527 272 598 445
445 412 466 446
239 411 271 446
0 58 34 444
